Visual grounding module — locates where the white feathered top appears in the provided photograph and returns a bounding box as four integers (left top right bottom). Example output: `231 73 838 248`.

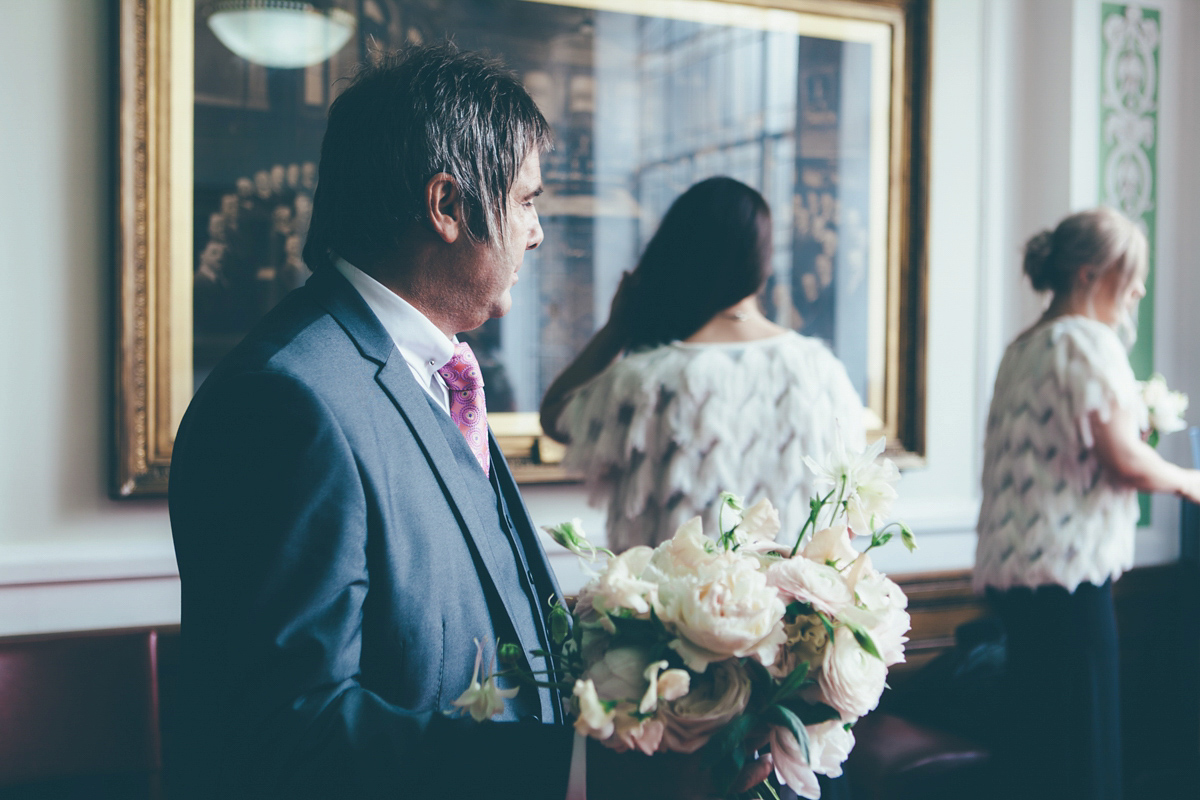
557 332 866 554
974 316 1147 593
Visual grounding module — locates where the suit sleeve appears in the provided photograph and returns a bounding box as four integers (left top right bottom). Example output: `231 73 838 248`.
168 369 572 799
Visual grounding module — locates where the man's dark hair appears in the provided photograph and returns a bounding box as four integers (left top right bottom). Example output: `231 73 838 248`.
303 42 552 274
624 176 773 351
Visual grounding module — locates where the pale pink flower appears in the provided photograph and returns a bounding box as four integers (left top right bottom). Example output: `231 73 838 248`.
451 638 519 722
766 556 855 617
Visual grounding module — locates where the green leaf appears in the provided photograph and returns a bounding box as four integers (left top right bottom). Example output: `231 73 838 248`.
772 660 810 702
781 697 842 725
816 611 836 641
848 623 883 661
549 604 570 647
706 714 755 795
785 601 809 617
497 641 522 666
765 704 810 763
1149 429 1160 449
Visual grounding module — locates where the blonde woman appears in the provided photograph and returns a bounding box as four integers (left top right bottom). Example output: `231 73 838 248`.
975 208 1200 799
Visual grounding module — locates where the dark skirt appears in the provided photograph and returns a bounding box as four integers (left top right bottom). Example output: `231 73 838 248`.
987 579 1122 800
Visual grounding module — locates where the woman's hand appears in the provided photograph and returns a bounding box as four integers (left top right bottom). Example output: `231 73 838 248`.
1091 405 1200 499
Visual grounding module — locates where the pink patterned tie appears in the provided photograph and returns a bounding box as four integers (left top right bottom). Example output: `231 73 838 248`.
437 342 489 475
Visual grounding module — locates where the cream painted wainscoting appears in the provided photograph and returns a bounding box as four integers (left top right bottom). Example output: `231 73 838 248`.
3 0 1199 638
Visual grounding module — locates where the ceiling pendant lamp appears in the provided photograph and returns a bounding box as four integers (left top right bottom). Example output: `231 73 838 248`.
206 1 356 69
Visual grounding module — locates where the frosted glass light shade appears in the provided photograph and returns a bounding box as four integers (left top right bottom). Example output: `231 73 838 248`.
207 1 355 69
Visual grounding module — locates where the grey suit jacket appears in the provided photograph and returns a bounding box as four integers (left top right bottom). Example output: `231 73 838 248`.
168 266 572 798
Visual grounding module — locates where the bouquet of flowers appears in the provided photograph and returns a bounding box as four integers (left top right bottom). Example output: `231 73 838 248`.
514 436 910 799
1140 373 1189 448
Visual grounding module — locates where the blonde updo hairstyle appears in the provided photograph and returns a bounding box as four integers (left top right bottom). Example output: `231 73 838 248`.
1023 207 1147 300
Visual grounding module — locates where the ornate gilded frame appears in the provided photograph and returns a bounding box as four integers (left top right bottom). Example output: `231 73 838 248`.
113 0 928 496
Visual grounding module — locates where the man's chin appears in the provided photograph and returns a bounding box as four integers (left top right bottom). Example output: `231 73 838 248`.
490 293 514 319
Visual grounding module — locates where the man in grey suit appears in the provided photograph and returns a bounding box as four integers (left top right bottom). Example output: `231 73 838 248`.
169 43 771 799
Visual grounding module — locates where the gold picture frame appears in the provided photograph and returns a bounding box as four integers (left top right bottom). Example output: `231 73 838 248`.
114 0 929 496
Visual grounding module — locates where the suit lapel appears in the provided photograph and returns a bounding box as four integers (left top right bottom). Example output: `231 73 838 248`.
374 359 548 677
309 266 554 715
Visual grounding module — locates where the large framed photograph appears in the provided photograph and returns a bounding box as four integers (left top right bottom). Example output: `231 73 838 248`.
115 0 929 496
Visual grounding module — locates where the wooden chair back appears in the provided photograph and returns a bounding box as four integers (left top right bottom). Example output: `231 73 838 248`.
0 629 161 797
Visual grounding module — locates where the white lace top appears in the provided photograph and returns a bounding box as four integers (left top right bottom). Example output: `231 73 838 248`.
974 316 1147 593
557 332 865 553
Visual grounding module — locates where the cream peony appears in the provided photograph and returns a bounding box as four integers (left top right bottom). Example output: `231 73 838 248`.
658 659 752 753
818 626 888 718
585 546 657 617
766 556 855 618
648 517 721 575
656 554 787 672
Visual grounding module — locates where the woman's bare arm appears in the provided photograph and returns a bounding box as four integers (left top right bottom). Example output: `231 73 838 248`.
1090 405 1200 502
539 272 640 443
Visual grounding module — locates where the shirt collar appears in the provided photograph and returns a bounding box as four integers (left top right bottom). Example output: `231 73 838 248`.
333 257 456 383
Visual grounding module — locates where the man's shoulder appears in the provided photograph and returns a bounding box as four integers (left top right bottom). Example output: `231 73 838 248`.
210 288 368 386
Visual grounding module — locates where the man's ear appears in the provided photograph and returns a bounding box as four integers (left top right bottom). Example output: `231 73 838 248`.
425 172 463 244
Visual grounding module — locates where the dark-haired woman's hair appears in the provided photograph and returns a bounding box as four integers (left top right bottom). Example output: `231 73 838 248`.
303 42 552 275
624 177 772 351
1023 207 1146 297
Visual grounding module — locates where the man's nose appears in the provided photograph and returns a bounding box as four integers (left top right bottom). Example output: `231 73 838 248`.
527 217 544 250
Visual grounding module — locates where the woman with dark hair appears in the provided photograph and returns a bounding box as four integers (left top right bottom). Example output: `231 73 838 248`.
540 176 865 555
975 207 1200 799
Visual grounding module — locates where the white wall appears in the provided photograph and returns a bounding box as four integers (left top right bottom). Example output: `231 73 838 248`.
1 0 1197 636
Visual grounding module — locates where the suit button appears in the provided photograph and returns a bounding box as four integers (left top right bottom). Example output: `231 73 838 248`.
520 713 541 723
527 569 537 585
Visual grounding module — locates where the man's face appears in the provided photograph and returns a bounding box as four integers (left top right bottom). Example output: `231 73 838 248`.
452 151 544 330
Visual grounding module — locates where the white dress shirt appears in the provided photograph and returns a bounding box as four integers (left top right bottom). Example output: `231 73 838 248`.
332 257 588 800
333 257 455 413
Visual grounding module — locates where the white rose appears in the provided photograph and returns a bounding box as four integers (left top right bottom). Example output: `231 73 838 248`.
802 525 858 568
806 718 856 777
657 554 787 671
844 555 910 666
659 659 752 753
584 546 657 617
766 556 855 617
818 626 888 718
847 554 909 611
573 679 615 740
